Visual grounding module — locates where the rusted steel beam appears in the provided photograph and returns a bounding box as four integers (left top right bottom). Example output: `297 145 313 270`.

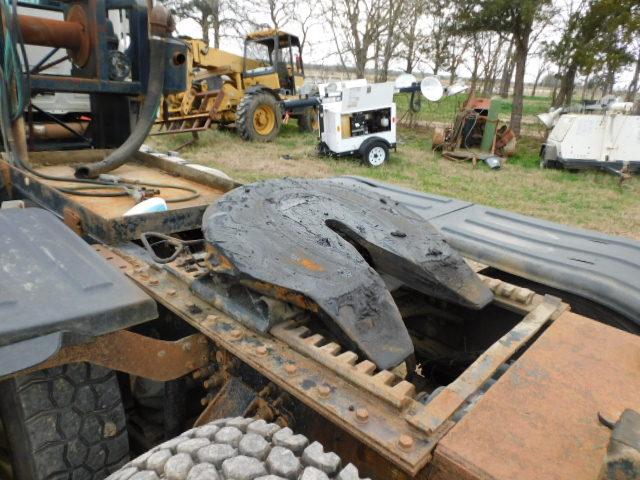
96 247 436 476
17 330 210 382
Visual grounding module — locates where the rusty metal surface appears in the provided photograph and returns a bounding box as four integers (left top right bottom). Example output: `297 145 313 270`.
271 320 416 409
3 157 229 243
12 330 210 382
429 311 640 480
406 296 561 435
93 243 575 477
202 178 492 369
96 246 438 476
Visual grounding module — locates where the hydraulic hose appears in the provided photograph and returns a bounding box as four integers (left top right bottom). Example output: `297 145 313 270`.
74 36 166 179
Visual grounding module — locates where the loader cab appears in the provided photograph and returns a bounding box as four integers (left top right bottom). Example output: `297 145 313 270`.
242 29 304 95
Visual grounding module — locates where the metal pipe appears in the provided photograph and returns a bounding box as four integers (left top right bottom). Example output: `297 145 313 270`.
18 5 91 66
28 122 89 140
282 97 320 110
18 15 84 50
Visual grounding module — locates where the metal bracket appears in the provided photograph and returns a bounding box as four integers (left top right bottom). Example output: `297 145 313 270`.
21 330 210 382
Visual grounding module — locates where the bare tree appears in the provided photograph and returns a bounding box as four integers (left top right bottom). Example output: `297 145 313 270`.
481 34 506 95
456 0 553 136
531 61 548 96
375 0 407 81
323 0 386 77
447 36 471 84
626 40 640 101
164 0 229 48
498 37 515 97
401 0 428 73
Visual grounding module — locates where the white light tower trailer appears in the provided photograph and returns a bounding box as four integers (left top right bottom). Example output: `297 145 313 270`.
315 76 444 167
317 82 397 167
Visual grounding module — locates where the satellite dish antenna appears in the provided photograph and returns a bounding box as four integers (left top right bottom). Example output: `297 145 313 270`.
395 73 417 89
420 76 444 102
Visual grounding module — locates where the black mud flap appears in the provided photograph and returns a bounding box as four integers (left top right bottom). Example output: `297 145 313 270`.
202 178 492 369
0 208 157 376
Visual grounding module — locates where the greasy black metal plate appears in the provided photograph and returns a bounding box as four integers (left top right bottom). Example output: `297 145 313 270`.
0 208 157 356
202 179 492 369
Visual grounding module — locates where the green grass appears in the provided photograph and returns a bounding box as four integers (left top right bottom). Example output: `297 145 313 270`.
147 118 639 241
396 94 553 128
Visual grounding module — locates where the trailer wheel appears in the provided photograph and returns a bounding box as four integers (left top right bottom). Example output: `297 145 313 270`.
237 92 282 142
361 140 389 167
106 416 372 480
298 107 319 133
0 363 129 480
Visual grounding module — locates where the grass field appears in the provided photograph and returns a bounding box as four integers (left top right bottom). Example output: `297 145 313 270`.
147 104 639 241
395 94 553 127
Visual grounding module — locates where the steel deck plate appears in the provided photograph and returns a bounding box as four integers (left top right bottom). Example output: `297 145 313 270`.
429 312 640 480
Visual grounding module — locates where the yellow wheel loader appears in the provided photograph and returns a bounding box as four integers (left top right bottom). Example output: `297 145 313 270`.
154 29 317 141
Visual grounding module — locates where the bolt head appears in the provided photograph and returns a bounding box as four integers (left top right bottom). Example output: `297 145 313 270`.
167 288 177 296
318 385 331 397
355 408 369 422
230 329 243 339
256 345 268 356
284 364 297 375
149 279 159 286
206 314 218 322
398 434 414 450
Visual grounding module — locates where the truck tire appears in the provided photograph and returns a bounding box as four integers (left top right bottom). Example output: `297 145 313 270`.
297 107 319 133
106 416 372 480
0 363 129 480
237 92 282 142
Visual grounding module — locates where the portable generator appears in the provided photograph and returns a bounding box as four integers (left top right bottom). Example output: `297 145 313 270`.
316 75 444 167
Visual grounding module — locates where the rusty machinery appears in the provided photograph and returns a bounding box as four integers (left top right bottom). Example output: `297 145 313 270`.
432 97 516 169
3 0 186 154
0 3 639 480
153 31 317 143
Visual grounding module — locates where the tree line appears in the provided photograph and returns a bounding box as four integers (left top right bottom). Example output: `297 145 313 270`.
163 0 640 136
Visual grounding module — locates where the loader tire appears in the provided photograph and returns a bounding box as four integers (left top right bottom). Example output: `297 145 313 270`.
237 92 282 142
0 363 129 480
106 416 372 480
297 107 319 133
